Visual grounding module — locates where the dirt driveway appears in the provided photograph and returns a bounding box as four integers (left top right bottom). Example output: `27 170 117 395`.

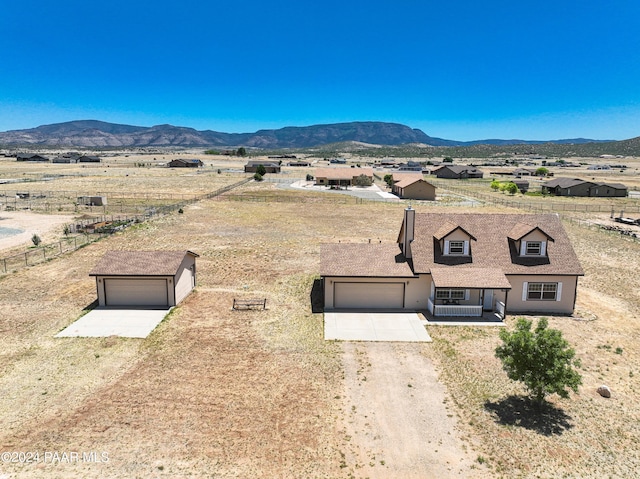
340 342 491 478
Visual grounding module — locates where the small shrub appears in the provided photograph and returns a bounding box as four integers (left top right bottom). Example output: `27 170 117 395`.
253 173 264 182
31 234 41 246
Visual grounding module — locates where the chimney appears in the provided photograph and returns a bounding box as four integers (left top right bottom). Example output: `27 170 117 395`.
402 206 415 258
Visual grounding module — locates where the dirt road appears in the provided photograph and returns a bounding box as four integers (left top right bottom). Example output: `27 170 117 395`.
340 342 491 478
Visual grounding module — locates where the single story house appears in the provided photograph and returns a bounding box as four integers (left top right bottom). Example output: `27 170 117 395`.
314 167 374 187
512 168 536 177
77 195 107 206
397 161 423 172
244 161 281 173
168 158 203 168
16 154 49 162
321 208 583 317
89 250 198 307
432 165 484 179
78 155 101 163
287 160 311 167
587 164 611 170
542 178 628 197
391 173 436 200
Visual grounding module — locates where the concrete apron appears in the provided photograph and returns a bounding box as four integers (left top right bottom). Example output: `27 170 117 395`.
324 312 432 342
56 308 172 338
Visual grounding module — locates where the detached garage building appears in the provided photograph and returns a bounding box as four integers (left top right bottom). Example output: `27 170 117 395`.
90 250 198 307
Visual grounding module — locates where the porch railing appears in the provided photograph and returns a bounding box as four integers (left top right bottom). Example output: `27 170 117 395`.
427 298 483 317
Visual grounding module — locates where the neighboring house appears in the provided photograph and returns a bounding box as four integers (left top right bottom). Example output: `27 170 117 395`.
542 178 628 197
89 250 198 307
329 158 347 164
77 195 107 206
512 179 530 193
314 167 374 187
587 164 611 170
287 160 311 167
512 168 536 177
78 155 101 163
168 158 203 168
321 208 583 317
391 173 436 200
432 165 484 179
16 153 49 162
397 161 423 172
244 161 281 173
53 152 81 163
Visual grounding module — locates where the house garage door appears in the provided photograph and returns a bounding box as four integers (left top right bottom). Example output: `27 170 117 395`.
334 282 405 309
104 278 169 307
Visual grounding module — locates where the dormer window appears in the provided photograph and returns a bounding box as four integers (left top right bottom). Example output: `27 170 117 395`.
444 240 469 255
449 241 465 255
521 240 546 256
525 241 542 255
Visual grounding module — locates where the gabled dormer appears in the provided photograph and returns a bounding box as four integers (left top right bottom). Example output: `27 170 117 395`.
508 223 554 258
433 222 476 257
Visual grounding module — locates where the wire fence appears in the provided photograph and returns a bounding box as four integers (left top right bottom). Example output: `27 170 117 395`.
431 180 640 214
0 178 252 274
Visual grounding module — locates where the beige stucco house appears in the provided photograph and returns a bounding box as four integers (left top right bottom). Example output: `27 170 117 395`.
391 173 436 200
90 250 198 307
321 208 583 317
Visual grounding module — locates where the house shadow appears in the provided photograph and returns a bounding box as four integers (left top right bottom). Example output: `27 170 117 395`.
484 395 574 436
82 299 99 314
310 279 324 314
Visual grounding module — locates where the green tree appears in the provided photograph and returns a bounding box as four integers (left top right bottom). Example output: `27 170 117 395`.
384 174 394 187
253 173 264 182
256 164 267 176
490 180 501 191
535 167 549 176
443 157 453 163
495 317 582 405
505 181 518 195
236 147 247 157
353 174 373 187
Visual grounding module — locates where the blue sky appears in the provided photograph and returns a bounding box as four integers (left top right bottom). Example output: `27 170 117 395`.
1 0 639 141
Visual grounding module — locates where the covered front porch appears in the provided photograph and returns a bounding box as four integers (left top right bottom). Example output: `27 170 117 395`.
426 267 511 319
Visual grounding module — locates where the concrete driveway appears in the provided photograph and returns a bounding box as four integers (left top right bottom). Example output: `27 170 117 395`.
324 312 431 342
55 308 172 338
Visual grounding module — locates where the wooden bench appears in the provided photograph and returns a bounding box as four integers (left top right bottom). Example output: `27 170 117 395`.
232 298 267 310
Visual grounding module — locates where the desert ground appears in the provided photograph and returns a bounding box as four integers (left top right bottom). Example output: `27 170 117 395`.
0 153 639 478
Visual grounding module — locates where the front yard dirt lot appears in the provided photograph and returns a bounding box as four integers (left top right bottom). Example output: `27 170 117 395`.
0 177 639 478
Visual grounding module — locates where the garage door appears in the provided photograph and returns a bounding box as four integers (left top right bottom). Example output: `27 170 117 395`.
334 282 405 309
104 278 169 307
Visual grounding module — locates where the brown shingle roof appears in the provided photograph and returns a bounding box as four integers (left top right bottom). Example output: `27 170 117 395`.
431 267 512 289
89 251 198 276
410 213 583 276
507 222 554 242
320 244 414 277
314 167 374 180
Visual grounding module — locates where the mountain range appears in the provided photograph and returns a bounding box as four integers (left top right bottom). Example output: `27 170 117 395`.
0 120 615 149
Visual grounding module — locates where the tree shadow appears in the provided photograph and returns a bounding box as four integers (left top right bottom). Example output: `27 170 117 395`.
310 279 324 314
484 395 574 436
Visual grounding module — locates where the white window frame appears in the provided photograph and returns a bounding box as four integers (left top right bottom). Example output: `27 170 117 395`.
520 240 547 256
444 240 469 255
435 289 469 301
525 241 542 255
524 282 561 301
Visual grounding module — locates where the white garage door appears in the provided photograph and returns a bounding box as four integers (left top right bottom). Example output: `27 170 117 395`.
334 282 405 309
105 278 169 307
